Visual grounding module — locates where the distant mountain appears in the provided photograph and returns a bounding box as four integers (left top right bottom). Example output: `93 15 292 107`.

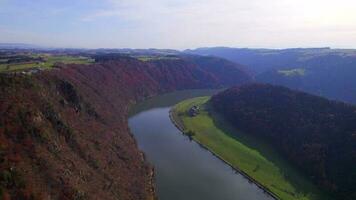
211 84 356 200
186 47 356 104
0 44 180 55
0 43 44 49
185 47 356 74
87 48 180 56
186 47 304 73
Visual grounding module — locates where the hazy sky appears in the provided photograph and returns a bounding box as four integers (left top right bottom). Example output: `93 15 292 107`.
1 0 356 49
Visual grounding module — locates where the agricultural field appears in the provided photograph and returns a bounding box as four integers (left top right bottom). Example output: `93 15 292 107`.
134 55 180 62
277 68 306 76
0 53 94 73
171 97 329 200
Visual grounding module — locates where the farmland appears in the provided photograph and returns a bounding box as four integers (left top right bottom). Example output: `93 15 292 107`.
0 53 94 73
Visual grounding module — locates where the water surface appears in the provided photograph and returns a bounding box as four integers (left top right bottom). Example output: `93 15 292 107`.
129 90 274 200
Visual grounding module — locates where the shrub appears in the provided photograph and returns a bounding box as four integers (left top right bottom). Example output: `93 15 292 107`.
185 130 195 139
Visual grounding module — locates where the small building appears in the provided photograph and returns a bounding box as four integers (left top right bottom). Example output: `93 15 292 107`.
188 105 199 117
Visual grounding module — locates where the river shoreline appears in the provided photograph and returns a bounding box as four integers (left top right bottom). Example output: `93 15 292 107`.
169 109 280 200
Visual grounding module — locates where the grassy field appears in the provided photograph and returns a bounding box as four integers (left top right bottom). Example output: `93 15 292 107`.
135 55 180 62
0 55 94 73
278 68 306 76
171 97 329 200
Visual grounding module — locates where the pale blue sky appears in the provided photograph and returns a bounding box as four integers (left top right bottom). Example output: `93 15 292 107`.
1 0 356 49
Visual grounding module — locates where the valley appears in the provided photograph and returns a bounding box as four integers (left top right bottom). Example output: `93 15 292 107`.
128 90 274 200
0 48 355 200
2 0 356 199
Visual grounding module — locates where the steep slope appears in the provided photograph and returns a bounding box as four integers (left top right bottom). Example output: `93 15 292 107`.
211 84 356 200
186 47 356 104
185 47 356 74
185 47 318 73
0 55 251 199
256 55 356 104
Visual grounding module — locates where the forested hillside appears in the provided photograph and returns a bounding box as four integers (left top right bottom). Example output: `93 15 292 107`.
256 55 356 104
211 84 356 200
0 54 251 199
187 47 356 104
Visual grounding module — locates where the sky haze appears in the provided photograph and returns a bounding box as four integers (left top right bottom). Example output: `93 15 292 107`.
1 0 355 49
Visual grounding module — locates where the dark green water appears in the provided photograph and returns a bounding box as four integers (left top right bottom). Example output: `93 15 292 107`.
128 90 274 200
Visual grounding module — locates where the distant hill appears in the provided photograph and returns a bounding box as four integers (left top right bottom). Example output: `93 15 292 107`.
0 43 43 49
185 47 356 73
256 55 356 104
186 47 356 104
186 47 307 73
211 84 356 200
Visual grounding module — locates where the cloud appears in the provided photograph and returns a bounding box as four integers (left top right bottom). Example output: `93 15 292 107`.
2 0 356 48
81 0 184 22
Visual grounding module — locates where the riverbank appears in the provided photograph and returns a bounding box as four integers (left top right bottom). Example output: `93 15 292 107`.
169 109 279 200
170 97 326 200
130 90 275 200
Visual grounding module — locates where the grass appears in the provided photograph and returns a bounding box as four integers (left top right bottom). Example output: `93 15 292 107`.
134 55 180 62
171 97 329 200
0 55 94 73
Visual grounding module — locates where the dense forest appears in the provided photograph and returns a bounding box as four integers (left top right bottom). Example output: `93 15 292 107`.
211 84 356 200
0 53 250 199
256 55 356 104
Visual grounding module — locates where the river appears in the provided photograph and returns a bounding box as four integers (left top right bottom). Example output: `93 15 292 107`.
128 90 274 200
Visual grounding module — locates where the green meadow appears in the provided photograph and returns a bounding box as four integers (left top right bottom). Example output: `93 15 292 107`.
135 55 180 62
0 55 94 73
171 97 329 200
277 68 306 76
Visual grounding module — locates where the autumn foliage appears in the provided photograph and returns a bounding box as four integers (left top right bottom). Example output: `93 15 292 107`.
0 55 251 199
